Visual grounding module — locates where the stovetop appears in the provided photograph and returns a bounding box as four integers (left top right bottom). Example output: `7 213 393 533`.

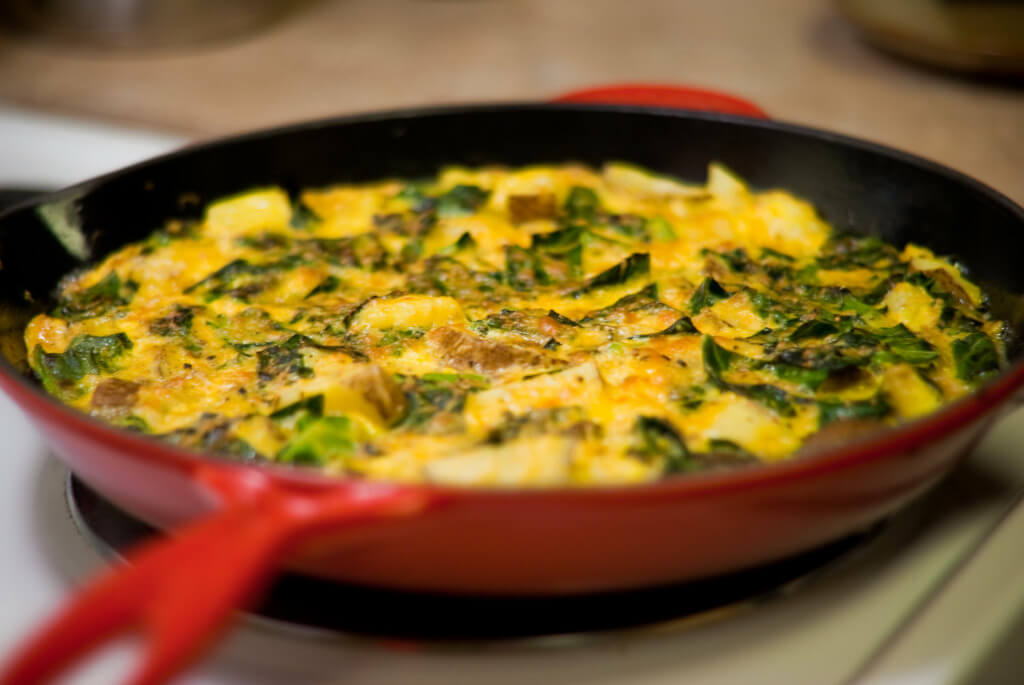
66 474 882 641
3 103 1024 684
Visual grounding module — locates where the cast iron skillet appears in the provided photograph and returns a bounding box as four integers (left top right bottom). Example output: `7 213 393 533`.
2 92 1024 685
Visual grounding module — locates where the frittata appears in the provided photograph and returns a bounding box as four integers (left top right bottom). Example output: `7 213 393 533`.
24 163 1006 486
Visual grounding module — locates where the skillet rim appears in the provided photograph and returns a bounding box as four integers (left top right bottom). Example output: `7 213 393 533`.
1 101 1023 499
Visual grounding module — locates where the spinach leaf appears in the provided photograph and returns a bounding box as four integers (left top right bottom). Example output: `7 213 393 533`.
678 384 707 410
701 335 735 383
689 277 729 314
271 394 324 421
184 258 296 302
53 272 138 320
630 416 691 473
635 314 698 339
547 310 581 327
604 214 649 241
818 396 891 426
768 363 829 391
149 304 196 337
708 438 749 455
580 283 660 323
760 247 795 262
861 278 896 305
257 335 314 381
738 384 795 416
395 184 435 212
505 246 542 290
438 232 477 255
396 372 488 429
840 295 876 316
572 253 650 297
648 217 676 241
563 186 600 221
566 244 583 279
790 319 839 341
277 415 356 466
149 304 203 354
289 201 320 230
437 185 489 217
702 336 798 415
306 275 340 298
34 333 133 393
872 324 938 366
952 332 1000 382
531 224 585 252
706 248 752 273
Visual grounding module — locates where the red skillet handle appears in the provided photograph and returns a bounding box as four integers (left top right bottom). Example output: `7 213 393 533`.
551 83 769 119
0 467 437 685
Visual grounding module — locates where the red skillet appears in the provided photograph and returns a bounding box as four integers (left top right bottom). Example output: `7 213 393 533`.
1 86 1022 685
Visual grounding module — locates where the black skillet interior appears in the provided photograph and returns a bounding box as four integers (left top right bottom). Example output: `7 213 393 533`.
2 105 1024 376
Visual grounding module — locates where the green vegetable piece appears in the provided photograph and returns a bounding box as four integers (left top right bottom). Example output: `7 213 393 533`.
581 283 660 323
793 263 819 285
306 275 340 298
707 248 751 273
790 320 839 341
531 224 585 252
604 214 649 241
547 310 581 327
652 315 698 336
401 236 425 263
505 245 548 289
395 184 435 212
437 185 490 217
33 333 133 393
760 247 795 262
149 304 195 337
873 324 938 365
648 217 676 241
53 271 138 320
289 201 320 230
631 416 691 473
952 331 1000 383
563 186 600 220
566 244 583 279
184 258 295 302
861 279 895 305
689 277 729 314
769 363 829 391
395 372 488 429
572 253 650 297
678 384 707 410
277 415 356 465
708 438 749 455
818 396 891 426
738 384 795 416
701 335 735 383
257 335 313 381
271 394 324 421
840 295 875 316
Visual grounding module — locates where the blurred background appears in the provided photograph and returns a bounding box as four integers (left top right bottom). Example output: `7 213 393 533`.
0 0 1020 201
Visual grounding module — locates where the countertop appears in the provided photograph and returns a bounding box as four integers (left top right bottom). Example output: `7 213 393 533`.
0 0 1021 205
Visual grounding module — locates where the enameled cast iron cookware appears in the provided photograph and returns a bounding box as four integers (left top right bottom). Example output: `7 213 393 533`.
1 88 1024 685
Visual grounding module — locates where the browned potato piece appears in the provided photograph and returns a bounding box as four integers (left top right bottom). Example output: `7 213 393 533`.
508 193 557 223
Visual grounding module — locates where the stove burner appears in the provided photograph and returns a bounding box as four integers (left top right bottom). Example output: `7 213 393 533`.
67 475 879 641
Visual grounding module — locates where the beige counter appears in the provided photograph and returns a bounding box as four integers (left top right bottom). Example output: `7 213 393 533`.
0 0 1021 203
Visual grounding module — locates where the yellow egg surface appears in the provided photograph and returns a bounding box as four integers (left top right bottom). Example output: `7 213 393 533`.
23 163 1006 487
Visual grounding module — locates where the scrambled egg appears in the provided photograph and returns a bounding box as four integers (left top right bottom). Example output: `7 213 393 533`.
24 163 1005 486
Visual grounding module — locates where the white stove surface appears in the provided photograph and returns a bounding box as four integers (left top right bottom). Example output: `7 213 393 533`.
2 105 1024 685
